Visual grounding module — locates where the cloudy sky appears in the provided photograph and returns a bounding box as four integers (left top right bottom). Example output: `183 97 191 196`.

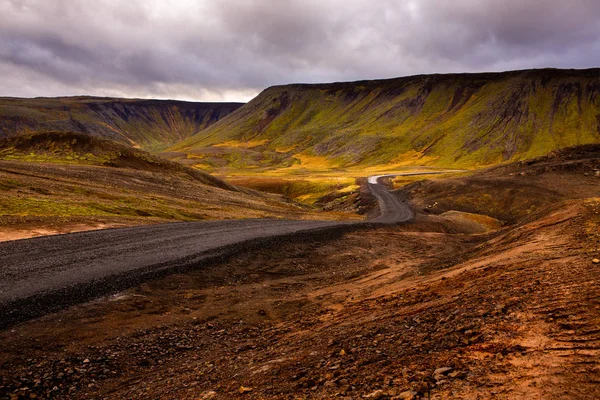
1 0 599 102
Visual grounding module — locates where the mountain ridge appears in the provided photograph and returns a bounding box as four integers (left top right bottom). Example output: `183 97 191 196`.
168 68 600 171
0 96 243 151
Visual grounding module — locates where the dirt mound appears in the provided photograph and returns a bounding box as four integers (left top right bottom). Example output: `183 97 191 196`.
489 143 600 176
401 144 600 224
438 210 502 233
0 131 235 190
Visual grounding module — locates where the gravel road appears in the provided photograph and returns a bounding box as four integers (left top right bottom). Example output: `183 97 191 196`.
0 172 440 327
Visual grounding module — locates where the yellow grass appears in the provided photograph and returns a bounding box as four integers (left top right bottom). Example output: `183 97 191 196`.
440 210 503 232
213 140 269 148
275 145 297 153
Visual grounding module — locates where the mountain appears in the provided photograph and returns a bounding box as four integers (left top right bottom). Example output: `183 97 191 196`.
168 68 600 171
0 131 326 240
0 131 233 189
0 97 243 151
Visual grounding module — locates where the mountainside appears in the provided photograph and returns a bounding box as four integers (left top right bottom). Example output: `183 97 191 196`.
0 132 338 241
169 68 600 171
3 144 599 399
0 97 243 151
0 131 234 190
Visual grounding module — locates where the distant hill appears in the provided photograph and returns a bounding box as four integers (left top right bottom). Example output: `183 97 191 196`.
0 131 332 238
0 131 234 190
168 68 600 170
0 97 243 151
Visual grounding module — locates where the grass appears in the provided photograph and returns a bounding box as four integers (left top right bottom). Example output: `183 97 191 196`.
227 175 359 206
0 177 210 220
0 133 361 237
0 97 243 151
169 69 600 173
0 155 359 238
0 149 116 165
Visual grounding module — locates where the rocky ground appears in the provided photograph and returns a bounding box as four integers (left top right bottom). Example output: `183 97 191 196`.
1 147 599 399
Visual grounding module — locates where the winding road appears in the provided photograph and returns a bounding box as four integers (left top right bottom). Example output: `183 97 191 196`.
0 172 446 328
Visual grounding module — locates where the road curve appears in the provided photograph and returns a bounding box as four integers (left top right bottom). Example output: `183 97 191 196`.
0 171 448 328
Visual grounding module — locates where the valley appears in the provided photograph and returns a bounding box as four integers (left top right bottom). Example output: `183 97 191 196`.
0 97 242 151
0 68 599 399
0 132 353 242
1 145 599 399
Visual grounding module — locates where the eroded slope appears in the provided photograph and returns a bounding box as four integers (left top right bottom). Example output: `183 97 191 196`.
0 97 243 151
169 69 600 172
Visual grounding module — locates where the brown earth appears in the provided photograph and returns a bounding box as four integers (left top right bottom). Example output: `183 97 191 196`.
1 148 599 399
0 222 129 243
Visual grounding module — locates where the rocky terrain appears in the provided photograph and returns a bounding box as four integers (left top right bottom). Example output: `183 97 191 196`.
1 146 598 399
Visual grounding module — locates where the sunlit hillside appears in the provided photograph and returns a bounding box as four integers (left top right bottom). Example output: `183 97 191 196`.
169 68 600 171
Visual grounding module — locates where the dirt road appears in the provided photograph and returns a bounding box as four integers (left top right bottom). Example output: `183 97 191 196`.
1 149 599 399
0 172 446 328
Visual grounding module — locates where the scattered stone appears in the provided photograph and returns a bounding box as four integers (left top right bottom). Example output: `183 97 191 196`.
238 386 253 394
592 258 599 264
339 349 347 356
199 391 217 399
433 367 452 376
363 389 385 399
448 371 466 379
83 359 90 364
397 389 417 399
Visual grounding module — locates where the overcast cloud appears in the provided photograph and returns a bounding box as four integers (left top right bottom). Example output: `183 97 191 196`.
1 0 599 101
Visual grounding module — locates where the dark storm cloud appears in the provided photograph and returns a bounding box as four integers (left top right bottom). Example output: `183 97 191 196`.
1 0 599 101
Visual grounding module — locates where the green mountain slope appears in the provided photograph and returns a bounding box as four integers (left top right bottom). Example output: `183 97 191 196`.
0 131 234 189
169 68 600 171
0 97 243 151
0 132 334 238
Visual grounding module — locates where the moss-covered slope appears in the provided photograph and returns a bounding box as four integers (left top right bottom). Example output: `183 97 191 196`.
0 131 234 190
170 68 600 170
0 97 243 151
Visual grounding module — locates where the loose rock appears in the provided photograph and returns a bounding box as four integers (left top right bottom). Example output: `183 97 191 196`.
238 386 253 394
363 389 385 399
433 367 452 376
397 390 417 399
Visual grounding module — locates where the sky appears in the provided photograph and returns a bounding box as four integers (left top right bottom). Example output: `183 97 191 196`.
1 0 599 102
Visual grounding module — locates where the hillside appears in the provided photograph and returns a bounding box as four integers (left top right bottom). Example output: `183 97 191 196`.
0 131 233 189
168 68 600 171
0 96 243 151
3 145 599 399
0 132 344 241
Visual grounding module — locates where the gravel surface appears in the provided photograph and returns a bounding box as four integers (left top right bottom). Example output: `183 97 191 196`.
0 174 437 328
